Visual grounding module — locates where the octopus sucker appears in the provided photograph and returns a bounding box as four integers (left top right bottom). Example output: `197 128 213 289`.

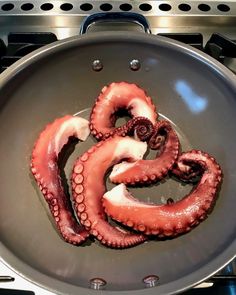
71 135 148 248
109 120 180 185
31 115 90 245
103 150 222 237
90 82 158 140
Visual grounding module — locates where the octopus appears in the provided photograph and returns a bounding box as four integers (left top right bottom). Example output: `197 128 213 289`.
31 115 90 245
31 81 223 249
103 150 223 237
90 82 157 140
110 120 180 185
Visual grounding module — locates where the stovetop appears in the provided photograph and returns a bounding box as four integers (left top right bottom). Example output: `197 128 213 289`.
0 1 236 294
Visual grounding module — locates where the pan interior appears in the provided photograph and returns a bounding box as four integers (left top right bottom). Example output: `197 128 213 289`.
0 35 235 293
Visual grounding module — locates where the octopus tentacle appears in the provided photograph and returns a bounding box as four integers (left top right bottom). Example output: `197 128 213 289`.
104 116 155 141
31 115 90 245
90 82 158 140
71 135 148 248
109 120 180 185
103 150 223 237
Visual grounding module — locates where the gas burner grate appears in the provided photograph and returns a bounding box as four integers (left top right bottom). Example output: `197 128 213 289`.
0 32 57 72
205 33 236 72
158 33 203 50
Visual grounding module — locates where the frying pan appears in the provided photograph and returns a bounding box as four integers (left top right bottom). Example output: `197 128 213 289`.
0 12 235 295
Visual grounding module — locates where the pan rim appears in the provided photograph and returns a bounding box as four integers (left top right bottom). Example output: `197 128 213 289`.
0 31 235 295
0 240 235 295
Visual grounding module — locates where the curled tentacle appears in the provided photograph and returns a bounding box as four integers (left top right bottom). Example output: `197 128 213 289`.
31 115 90 245
149 124 167 150
105 116 155 141
124 116 154 141
103 150 223 237
109 120 180 185
71 135 148 248
90 82 158 140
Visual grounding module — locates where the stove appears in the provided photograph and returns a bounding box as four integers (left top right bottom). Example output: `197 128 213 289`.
0 1 235 294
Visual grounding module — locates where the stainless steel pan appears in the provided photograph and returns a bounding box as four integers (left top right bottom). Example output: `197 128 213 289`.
0 13 235 295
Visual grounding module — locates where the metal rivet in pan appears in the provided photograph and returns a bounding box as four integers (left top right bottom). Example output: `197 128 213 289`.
92 60 103 71
90 278 107 290
143 275 159 287
130 59 141 71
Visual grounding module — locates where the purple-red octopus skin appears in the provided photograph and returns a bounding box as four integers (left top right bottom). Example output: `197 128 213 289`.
90 82 158 140
71 135 149 248
103 150 223 237
31 115 90 245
